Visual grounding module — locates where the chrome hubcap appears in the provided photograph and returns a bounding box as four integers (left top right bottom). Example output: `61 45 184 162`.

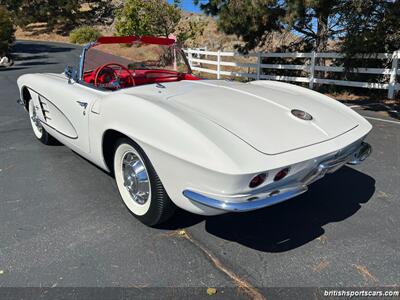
31 105 42 133
122 152 150 205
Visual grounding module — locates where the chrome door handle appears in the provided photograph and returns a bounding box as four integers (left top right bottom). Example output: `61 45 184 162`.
76 101 88 109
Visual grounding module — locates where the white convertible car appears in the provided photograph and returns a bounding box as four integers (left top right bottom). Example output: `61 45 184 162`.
17 36 372 226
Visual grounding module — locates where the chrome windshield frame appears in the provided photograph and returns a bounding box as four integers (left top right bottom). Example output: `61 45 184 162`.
77 41 192 82
78 41 97 82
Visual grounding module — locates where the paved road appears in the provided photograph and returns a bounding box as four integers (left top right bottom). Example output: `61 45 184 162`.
0 41 399 297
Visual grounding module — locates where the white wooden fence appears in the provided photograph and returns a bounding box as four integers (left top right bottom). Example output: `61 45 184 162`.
184 49 400 99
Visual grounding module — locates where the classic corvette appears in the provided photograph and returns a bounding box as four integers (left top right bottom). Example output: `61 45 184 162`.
17 36 372 226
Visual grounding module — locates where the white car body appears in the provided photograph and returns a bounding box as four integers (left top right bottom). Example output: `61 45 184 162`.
17 38 372 218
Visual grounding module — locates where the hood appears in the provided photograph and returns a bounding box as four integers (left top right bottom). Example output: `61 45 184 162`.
124 80 360 155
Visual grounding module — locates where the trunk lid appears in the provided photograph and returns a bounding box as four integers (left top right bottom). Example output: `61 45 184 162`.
130 80 359 155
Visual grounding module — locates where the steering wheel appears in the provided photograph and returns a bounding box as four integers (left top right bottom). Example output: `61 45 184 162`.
94 63 135 89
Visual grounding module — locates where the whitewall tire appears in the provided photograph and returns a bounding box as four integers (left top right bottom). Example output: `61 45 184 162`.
28 100 56 145
113 138 176 226
29 100 43 139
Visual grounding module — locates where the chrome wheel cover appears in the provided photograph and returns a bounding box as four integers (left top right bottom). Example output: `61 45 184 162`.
122 151 150 205
29 101 43 138
31 109 42 132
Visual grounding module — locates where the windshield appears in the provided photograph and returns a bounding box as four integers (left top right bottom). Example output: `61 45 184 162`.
81 40 196 91
84 43 190 74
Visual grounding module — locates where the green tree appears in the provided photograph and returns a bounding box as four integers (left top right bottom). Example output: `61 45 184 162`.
194 0 345 52
284 0 344 52
84 0 116 26
0 0 23 15
69 26 101 44
175 18 207 47
0 5 14 57
339 0 400 54
15 0 81 30
0 0 112 32
115 0 181 37
195 0 285 52
195 0 400 55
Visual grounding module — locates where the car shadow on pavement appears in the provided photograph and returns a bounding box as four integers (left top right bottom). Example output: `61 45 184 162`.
0 67 29 72
16 61 58 67
11 42 76 55
162 166 375 252
3 42 78 72
13 54 49 61
341 100 400 120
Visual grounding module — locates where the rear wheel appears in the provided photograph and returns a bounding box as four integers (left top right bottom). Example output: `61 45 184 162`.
28 100 56 145
113 138 176 226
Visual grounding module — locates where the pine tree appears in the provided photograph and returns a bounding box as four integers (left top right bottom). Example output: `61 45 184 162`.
194 0 400 54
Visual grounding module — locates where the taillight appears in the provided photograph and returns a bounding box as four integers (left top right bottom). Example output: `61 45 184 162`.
274 167 290 181
249 173 267 188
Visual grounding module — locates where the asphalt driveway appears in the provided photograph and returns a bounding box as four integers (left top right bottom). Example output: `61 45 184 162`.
0 41 399 298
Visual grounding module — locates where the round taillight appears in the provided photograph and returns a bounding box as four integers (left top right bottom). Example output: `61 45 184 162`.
249 173 267 188
274 167 290 181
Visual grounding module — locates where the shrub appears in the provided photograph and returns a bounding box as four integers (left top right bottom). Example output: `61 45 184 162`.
115 0 181 37
0 5 15 57
69 26 100 44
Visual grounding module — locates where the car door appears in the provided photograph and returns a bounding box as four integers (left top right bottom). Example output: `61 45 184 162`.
31 74 105 154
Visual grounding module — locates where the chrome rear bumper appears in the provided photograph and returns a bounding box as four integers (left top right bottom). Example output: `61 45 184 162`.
183 142 371 212
183 185 308 212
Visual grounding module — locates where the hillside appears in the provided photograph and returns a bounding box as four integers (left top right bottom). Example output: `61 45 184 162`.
176 13 298 51
15 9 298 52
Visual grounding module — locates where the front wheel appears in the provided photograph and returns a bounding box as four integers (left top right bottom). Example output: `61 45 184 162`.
113 138 176 226
28 100 56 145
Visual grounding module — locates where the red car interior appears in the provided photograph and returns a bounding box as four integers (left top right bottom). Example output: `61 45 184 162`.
83 65 199 90
82 36 200 90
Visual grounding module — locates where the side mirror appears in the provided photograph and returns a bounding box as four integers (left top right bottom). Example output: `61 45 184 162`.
64 66 77 82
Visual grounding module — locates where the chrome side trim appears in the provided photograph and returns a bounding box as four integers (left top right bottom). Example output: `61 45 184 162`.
40 121 79 140
183 185 308 212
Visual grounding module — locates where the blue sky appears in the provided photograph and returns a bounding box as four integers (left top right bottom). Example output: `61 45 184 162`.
167 0 204 13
